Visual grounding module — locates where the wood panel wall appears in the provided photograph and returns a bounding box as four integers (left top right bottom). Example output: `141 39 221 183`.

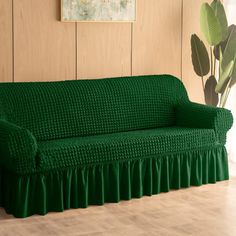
14 0 76 82
182 0 212 103
0 0 208 103
0 0 12 82
77 23 132 79
132 0 182 77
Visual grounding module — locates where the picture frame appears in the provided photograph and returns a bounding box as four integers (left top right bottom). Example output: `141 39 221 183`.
61 0 137 23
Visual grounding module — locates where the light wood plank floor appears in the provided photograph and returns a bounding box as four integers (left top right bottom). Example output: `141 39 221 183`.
1 162 236 236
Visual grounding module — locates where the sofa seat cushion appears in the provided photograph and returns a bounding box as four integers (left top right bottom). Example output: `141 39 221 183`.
37 127 217 172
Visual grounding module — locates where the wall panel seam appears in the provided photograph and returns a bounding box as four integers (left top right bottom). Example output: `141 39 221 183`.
130 23 133 76
75 22 77 80
181 0 183 81
12 0 14 82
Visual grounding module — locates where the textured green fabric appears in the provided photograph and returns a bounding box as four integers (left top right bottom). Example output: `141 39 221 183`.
0 74 233 218
0 146 229 218
0 120 37 173
37 127 217 172
0 75 188 141
176 102 233 144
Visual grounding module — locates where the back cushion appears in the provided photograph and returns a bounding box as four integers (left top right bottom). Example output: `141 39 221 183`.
0 75 188 141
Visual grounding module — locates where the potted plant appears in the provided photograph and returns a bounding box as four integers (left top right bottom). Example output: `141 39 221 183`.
191 0 236 107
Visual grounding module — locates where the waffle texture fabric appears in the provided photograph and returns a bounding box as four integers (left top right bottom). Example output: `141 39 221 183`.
0 120 37 173
0 74 233 173
0 75 188 141
37 127 217 172
175 102 233 144
0 74 233 217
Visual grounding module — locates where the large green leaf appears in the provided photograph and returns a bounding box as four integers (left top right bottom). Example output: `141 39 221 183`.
200 3 222 46
211 0 228 41
230 54 236 87
213 45 221 60
204 75 219 106
215 27 236 93
215 47 234 93
214 33 228 60
221 25 236 71
191 34 210 77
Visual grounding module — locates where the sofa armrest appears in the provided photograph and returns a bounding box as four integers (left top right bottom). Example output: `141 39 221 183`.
175 102 233 144
0 120 38 174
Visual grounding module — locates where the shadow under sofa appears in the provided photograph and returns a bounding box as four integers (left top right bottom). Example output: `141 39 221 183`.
0 74 233 218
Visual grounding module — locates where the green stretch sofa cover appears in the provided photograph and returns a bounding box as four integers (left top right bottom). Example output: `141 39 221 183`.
0 75 233 217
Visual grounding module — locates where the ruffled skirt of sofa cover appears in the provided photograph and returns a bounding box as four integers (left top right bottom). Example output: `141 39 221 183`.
0 146 229 218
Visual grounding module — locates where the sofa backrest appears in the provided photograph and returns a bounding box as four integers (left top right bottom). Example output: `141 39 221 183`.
0 75 188 141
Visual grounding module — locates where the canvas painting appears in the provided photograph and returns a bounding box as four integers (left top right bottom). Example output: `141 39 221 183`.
61 0 136 22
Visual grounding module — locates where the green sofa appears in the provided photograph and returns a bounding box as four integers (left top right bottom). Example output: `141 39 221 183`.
0 75 233 218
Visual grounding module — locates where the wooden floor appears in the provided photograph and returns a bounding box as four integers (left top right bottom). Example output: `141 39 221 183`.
1 163 236 236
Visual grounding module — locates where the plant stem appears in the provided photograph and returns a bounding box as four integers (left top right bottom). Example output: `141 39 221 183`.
210 46 213 75
219 93 221 103
220 78 232 108
201 76 204 91
221 88 230 108
213 57 216 77
223 87 231 108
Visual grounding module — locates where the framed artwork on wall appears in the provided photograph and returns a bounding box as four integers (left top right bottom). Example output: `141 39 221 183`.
61 0 136 22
